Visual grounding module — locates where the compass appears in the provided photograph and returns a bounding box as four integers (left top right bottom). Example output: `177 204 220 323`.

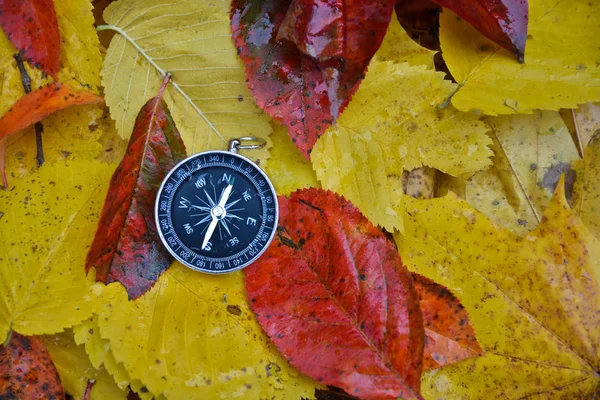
155 138 278 273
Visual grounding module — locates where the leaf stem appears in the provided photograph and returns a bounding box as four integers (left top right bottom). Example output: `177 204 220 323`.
82 379 96 400
13 53 45 167
2 329 13 347
96 24 227 144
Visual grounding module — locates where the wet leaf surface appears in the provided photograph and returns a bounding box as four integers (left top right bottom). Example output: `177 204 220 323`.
86 79 187 299
0 333 65 399
245 189 425 399
0 0 60 77
231 0 394 158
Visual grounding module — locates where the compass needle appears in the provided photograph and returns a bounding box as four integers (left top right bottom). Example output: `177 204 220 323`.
155 139 277 273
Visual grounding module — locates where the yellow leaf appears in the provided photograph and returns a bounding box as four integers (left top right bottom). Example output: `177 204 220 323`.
573 131 600 238
376 11 435 67
396 179 600 398
54 0 103 91
100 0 272 161
464 111 580 234
74 317 156 399
311 60 491 231
0 160 116 342
77 265 319 400
265 122 320 196
440 2 600 115
42 329 129 400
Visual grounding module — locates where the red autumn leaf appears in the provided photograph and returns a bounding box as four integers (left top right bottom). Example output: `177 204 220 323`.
0 333 65 399
245 189 424 400
435 0 527 62
412 273 482 370
394 0 441 51
86 75 187 300
0 0 60 77
231 0 394 159
0 82 103 188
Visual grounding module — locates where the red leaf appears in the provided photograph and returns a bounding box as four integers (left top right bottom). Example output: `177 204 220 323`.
86 76 187 300
0 0 60 77
231 0 394 159
412 273 483 371
245 189 424 400
0 82 103 188
0 333 65 399
432 0 528 62
394 0 441 51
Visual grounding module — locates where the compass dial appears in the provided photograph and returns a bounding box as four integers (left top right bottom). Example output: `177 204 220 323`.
155 151 278 273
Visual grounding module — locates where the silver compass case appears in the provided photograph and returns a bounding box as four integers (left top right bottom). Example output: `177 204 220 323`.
155 139 278 274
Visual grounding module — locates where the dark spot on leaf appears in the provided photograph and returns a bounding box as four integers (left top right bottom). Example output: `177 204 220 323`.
227 305 242 316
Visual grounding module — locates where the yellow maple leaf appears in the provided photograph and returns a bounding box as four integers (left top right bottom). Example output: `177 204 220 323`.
376 11 435 67
573 131 600 239
0 160 115 342
75 265 319 400
311 60 491 231
42 329 129 400
265 122 320 196
462 111 580 235
440 1 600 115
99 0 272 161
396 178 600 398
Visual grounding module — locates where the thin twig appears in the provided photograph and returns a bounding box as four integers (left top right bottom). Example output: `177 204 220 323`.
13 53 44 167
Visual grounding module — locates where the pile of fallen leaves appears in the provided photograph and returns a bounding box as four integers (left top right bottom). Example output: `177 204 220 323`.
0 0 598 399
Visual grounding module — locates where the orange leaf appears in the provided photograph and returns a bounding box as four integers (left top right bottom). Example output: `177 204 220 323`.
412 273 483 370
0 83 103 141
0 82 103 188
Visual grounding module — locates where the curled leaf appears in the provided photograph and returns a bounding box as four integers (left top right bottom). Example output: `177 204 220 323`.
0 333 65 399
86 78 187 299
245 189 424 400
231 0 395 158
0 0 60 77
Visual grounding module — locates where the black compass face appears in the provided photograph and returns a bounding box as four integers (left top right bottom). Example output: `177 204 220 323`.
155 151 278 273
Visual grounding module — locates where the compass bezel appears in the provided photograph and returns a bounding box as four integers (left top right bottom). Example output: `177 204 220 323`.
155 150 278 274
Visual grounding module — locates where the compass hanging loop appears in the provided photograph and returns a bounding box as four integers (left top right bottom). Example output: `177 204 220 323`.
228 137 267 153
